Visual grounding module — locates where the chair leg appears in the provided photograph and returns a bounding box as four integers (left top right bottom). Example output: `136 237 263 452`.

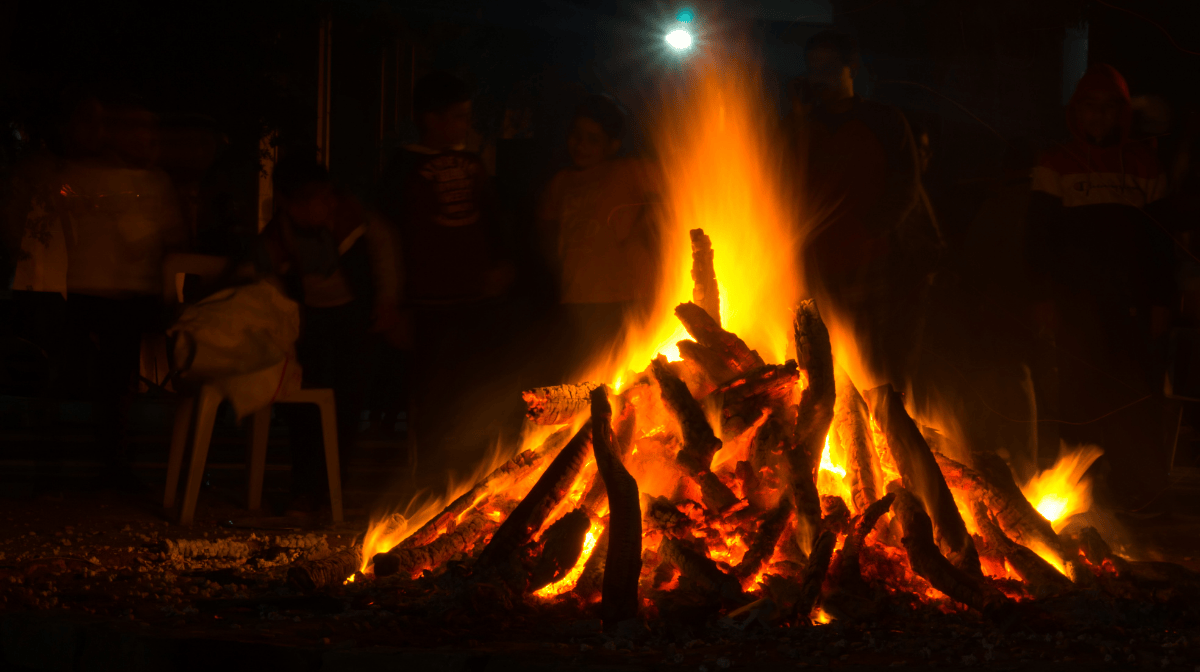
164 396 195 509
180 386 222 525
317 393 344 524
247 407 271 512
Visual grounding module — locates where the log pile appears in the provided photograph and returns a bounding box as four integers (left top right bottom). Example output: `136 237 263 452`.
316 227 1184 630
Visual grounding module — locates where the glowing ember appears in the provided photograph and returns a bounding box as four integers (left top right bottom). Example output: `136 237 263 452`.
534 521 603 598
1020 444 1104 531
814 608 834 624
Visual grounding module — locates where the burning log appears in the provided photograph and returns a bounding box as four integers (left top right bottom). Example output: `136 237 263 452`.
674 302 764 375
747 411 790 511
644 495 693 538
793 529 836 620
830 492 896 595
287 545 362 591
590 387 642 632
377 427 573 570
475 422 593 570
375 511 501 580
658 537 744 604
678 339 737 389
834 369 881 512
733 499 792 584
788 300 834 553
891 488 1008 615
1074 526 1132 577
933 451 1065 566
716 361 800 440
690 228 721 324
970 501 1073 599
865 385 981 577
651 356 739 513
820 495 852 536
528 508 593 593
522 383 602 426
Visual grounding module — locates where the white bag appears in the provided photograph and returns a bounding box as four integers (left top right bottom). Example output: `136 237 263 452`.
167 279 302 418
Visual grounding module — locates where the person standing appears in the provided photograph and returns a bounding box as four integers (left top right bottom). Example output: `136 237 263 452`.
792 31 939 389
374 72 510 472
538 94 659 377
1026 64 1172 509
259 158 396 515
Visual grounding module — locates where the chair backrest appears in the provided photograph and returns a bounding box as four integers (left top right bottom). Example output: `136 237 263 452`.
162 253 231 306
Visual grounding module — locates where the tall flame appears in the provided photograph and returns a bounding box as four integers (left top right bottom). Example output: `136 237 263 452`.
1020 443 1104 532
586 55 802 385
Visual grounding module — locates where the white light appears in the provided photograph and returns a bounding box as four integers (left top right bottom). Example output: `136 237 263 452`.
665 29 692 51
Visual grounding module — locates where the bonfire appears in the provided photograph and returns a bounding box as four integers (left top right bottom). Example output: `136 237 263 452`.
287 63 1185 633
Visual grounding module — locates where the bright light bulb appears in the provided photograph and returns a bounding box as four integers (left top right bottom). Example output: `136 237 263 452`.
666 29 692 50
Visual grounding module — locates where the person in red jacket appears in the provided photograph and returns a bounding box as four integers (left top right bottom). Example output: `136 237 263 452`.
1027 63 1173 510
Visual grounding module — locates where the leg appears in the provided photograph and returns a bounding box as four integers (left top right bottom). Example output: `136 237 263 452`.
246 407 271 512
180 385 222 525
164 396 195 509
316 392 344 523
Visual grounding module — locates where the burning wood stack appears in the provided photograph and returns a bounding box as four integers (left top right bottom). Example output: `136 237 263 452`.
325 228 1193 631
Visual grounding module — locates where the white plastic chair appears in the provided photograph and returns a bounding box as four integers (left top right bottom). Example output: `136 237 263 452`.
159 253 343 525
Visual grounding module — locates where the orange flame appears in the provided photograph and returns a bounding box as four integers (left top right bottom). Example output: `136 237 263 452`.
1020 444 1104 532
579 55 801 386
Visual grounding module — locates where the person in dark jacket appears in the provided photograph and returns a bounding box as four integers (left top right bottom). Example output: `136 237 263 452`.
374 72 511 474
794 31 939 387
1026 63 1173 509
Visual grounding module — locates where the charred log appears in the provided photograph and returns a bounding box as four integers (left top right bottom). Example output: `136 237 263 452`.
474 422 593 570
831 492 896 594
735 460 764 510
933 451 1065 566
376 512 501 580
717 361 800 440
651 356 739 512
747 410 790 511
789 300 834 554
834 369 881 513
591 387 642 632
734 499 792 583
820 495 852 536
659 537 744 605
794 529 837 620
971 501 1073 599
866 384 981 577
376 427 573 572
644 495 693 538
892 488 1008 615
678 339 737 390
674 302 764 375
573 528 610 602
528 508 593 593
287 546 362 591
690 228 721 324
522 383 602 425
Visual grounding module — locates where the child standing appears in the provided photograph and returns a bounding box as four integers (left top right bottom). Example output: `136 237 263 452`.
259 159 396 516
538 94 658 374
